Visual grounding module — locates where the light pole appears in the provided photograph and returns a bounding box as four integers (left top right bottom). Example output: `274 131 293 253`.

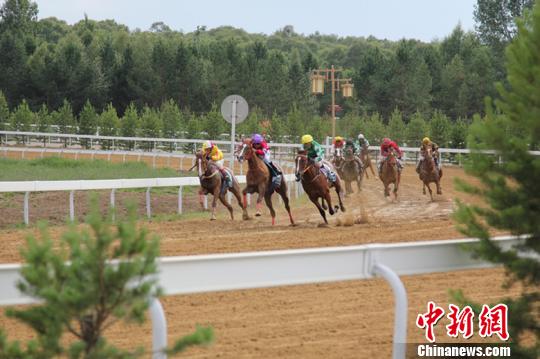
310 65 354 139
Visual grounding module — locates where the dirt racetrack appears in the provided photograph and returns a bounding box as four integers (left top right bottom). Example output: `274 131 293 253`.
0 164 518 358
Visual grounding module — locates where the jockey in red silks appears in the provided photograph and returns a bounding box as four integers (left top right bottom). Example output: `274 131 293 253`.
251 133 282 188
378 137 404 174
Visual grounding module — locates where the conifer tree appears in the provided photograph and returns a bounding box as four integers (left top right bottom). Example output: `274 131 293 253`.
454 3 540 357
0 203 213 358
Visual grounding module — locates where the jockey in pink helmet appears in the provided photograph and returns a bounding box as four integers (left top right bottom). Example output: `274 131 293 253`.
251 133 282 189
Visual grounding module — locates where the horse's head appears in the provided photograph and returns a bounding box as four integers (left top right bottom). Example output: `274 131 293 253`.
386 149 397 164
237 138 253 163
295 150 309 181
424 145 433 159
344 147 354 159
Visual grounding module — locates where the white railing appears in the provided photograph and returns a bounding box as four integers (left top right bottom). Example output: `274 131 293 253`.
0 174 300 225
0 235 530 359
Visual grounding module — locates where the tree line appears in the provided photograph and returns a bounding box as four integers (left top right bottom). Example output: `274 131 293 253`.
0 0 528 132
0 91 469 149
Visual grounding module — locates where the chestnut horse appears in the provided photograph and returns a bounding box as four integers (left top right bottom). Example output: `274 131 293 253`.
418 146 442 201
379 149 400 200
295 151 345 225
237 139 295 226
193 151 249 221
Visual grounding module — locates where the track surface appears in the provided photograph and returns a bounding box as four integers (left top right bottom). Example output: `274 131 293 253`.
0 166 517 358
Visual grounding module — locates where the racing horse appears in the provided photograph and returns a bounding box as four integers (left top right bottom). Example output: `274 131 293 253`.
295 151 345 225
418 145 442 201
360 147 376 179
341 146 364 195
237 138 295 226
191 151 249 221
379 148 400 200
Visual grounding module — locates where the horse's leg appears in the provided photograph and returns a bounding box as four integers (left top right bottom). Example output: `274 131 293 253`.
255 184 266 216
264 193 277 225
234 185 249 220
384 181 390 197
320 197 328 210
210 190 219 220
325 189 337 215
334 179 345 212
219 193 234 220
278 185 295 225
427 182 433 202
436 179 442 195
345 180 353 196
422 182 426 195
198 189 205 210
310 195 328 225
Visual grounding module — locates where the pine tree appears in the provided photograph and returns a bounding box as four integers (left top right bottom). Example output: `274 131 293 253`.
429 110 451 146
0 203 213 358
99 103 120 150
121 102 139 149
55 99 75 147
78 100 98 149
387 108 406 145
160 99 181 148
36 104 50 146
406 111 429 147
11 99 34 143
139 106 162 150
454 3 540 357
0 90 9 145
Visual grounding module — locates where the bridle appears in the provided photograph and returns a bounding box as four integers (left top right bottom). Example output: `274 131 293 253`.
295 154 321 183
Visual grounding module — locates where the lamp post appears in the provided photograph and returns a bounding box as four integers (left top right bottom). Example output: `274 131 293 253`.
310 65 354 139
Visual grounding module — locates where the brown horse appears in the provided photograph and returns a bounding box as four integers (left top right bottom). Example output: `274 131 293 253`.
295 151 345 225
237 139 295 226
193 151 249 221
418 146 442 201
379 149 400 200
360 147 376 179
341 146 363 195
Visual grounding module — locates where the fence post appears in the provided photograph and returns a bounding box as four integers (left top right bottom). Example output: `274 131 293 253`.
146 188 152 219
24 191 29 225
69 190 75 222
149 298 167 359
110 188 116 221
178 186 183 214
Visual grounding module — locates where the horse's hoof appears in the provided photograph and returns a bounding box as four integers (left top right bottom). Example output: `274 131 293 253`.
255 212 262 217
210 217 217 221
289 222 298 227
340 206 346 212
242 214 250 220
318 222 329 228
437 190 442 195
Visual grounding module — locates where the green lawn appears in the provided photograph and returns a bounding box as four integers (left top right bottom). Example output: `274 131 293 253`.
0 157 184 181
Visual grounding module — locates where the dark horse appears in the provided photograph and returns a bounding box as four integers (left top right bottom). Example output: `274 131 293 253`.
295 151 345 225
379 149 400 200
418 146 442 201
237 138 295 226
340 146 364 195
192 151 249 221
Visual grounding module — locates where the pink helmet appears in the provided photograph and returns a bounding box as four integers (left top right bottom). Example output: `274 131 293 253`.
252 134 263 144
382 138 391 145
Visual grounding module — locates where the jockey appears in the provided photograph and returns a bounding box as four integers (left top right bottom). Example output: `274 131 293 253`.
416 137 441 173
251 133 282 188
344 138 363 170
357 133 370 152
377 137 404 174
300 134 337 183
331 136 345 155
202 140 232 188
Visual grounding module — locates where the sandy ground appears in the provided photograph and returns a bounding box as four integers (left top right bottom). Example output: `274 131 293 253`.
0 163 519 358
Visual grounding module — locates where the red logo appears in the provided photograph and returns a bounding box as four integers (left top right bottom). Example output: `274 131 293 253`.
416 301 445 343
417 302 509 342
479 304 509 341
446 304 474 339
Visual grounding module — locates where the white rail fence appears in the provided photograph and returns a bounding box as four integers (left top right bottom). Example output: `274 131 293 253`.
0 235 530 359
0 174 300 225
3 130 540 168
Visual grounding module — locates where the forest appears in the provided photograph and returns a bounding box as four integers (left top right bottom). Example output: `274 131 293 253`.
0 0 533 147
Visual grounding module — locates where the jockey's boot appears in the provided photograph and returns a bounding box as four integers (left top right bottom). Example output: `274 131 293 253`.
416 160 421 174
220 169 232 188
322 165 337 183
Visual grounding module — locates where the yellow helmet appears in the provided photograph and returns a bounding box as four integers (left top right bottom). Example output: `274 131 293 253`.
334 136 344 142
422 137 431 145
301 134 314 144
202 140 213 151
